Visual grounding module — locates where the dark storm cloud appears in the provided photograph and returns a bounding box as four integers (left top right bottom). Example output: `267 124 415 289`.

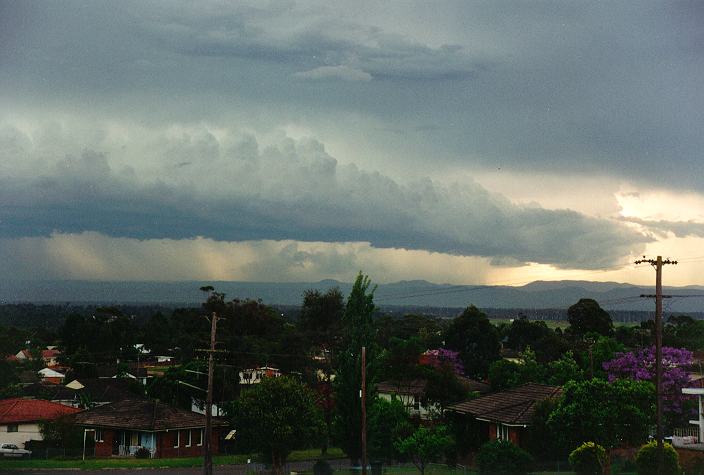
0 127 649 269
3 1 702 191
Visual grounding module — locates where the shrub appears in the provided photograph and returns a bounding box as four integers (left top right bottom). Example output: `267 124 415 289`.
134 447 151 459
569 442 607 475
634 441 680 475
476 439 533 475
313 459 333 475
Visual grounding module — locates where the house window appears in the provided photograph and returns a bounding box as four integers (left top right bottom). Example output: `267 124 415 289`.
173 430 180 448
497 424 510 441
196 429 203 446
95 429 104 442
185 430 192 447
7 424 18 433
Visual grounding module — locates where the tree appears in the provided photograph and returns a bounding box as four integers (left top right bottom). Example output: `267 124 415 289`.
545 351 583 386
300 287 344 348
569 442 607 475
444 306 500 379
475 439 533 475
422 365 469 413
395 425 455 475
488 348 544 390
635 441 681 475
229 376 323 475
548 379 654 452
567 299 613 337
39 415 84 451
333 272 377 465
367 398 413 463
524 398 560 461
603 346 693 427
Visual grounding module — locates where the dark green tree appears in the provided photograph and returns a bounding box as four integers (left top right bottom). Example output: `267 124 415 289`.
367 398 413 463
475 439 533 475
567 299 613 337
333 272 378 465
299 287 344 349
444 306 500 379
229 376 324 475
548 379 655 452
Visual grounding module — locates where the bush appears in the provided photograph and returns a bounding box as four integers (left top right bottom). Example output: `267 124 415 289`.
313 459 333 475
476 439 533 475
569 442 607 475
634 441 680 475
134 447 152 459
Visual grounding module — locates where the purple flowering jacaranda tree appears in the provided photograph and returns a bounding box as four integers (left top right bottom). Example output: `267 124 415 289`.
603 346 693 415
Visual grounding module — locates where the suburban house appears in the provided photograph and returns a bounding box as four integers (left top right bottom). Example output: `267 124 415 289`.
22 378 142 408
678 387 704 450
38 367 66 384
6 349 33 362
96 363 149 385
0 398 81 448
378 379 435 419
377 377 491 420
238 366 281 385
41 348 62 367
447 383 561 448
72 399 228 458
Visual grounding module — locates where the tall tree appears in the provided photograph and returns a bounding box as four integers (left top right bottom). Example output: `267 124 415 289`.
567 299 613 337
299 287 344 349
444 306 500 379
333 272 377 465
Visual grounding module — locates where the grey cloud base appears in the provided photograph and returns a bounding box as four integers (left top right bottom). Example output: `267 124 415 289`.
0 125 648 269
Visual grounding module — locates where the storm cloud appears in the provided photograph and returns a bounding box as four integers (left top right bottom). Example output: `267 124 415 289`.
0 122 648 269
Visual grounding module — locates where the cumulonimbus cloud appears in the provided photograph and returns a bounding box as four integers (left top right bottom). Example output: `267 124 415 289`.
0 122 649 269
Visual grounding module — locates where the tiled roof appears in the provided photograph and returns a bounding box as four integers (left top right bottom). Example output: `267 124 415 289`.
0 398 80 424
376 379 427 396
447 383 561 426
457 377 491 394
73 399 228 431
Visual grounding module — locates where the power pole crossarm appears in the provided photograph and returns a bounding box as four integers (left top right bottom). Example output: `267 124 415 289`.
634 256 677 475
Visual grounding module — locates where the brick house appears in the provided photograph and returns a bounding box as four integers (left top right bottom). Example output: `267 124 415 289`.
73 399 228 458
447 383 561 448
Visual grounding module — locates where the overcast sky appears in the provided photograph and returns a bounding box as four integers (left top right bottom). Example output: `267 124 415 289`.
1 0 703 286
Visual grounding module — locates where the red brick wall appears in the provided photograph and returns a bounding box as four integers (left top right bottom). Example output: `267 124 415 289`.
508 427 520 446
676 448 704 473
157 429 220 458
94 429 114 457
488 423 497 440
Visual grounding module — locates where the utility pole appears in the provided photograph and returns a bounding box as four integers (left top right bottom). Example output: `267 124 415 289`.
635 256 677 475
361 346 367 475
200 312 220 475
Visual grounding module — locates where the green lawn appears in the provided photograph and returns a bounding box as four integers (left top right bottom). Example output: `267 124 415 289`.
0 447 345 470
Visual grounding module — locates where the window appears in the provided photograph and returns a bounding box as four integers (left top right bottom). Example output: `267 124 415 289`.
497 424 510 441
173 430 180 448
185 430 192 447
7 424 18 433
95 429 104 442
196 429 203 446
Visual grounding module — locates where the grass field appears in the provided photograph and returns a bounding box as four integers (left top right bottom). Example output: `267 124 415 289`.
0 447 345 470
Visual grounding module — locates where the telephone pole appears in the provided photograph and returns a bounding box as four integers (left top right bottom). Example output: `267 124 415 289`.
634 256 677 474
361 346 367 475
199 312 221 475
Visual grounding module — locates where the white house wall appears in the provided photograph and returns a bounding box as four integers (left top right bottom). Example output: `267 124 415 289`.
0 423 42 448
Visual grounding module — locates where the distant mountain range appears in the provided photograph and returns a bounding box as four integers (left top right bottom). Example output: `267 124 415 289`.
1 279 703 313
